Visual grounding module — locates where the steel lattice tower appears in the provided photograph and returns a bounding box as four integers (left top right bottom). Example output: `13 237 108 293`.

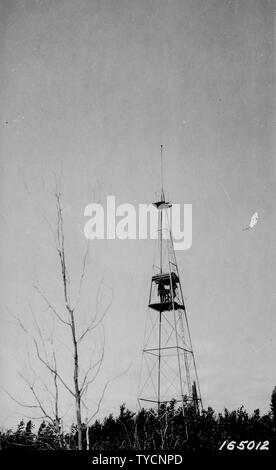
138 146 202 414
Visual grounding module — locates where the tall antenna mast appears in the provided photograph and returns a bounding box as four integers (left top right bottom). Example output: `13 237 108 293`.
160 144 164 201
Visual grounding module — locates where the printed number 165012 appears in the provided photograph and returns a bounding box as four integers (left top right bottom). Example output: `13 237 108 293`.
219 440 269 451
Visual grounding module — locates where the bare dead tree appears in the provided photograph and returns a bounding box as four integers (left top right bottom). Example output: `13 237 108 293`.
34 186 113 449
4 185 113 450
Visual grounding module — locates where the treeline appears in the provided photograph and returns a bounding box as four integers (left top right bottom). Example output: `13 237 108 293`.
88 401 275 451
1 393 276 451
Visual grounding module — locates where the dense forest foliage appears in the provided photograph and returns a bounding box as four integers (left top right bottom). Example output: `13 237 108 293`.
1 387 276 451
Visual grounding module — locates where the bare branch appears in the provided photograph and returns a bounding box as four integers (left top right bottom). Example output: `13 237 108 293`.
73 241 90 311
1 386 40 409
34 285 70 326
80 335 105 395
19 374 54 424
33 338 75 397
87 362 133 424
42 214 59 253
54 189 71 311
77 287 113 344
8 309 29 334
86 382 108 425
42 380 55 401
29 303 50 364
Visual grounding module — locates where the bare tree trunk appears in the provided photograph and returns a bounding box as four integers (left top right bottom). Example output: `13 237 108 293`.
85 419 90 450
54 188 83 449
76 395 82 450
70 309 82 450
53 353 62 448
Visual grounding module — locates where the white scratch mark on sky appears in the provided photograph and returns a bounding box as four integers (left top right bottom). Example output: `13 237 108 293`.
219 182 232 207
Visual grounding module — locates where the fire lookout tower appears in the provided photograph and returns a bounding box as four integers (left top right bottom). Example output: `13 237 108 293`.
138 146 202 414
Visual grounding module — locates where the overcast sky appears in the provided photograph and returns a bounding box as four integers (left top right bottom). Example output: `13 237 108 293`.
0 0 275 430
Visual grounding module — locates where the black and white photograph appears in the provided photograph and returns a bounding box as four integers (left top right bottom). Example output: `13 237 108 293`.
0 0 275 463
